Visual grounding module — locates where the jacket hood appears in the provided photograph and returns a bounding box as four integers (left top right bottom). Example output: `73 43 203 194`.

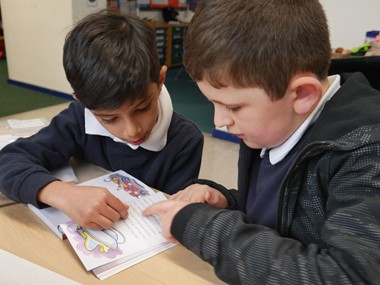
302 72 380 145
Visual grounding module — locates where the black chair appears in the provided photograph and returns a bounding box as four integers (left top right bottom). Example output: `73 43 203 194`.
328 56 380 91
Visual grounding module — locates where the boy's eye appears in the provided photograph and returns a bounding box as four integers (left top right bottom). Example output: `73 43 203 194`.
136 103 152 112
101 117 117 124
226 106 240 112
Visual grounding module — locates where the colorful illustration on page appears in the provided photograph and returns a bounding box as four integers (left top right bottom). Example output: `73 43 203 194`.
65 221 125 259
105 172 150 197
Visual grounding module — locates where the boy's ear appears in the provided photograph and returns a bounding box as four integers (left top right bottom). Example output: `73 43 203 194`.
290 75 323 116
159 65 168 88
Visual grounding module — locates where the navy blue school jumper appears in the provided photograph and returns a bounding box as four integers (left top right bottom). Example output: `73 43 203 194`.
0 101 203 208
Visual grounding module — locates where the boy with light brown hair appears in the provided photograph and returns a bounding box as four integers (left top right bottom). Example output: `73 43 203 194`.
144 0 380 283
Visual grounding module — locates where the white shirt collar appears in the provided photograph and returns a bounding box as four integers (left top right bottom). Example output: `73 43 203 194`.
260 75 341 164
84 85 173 152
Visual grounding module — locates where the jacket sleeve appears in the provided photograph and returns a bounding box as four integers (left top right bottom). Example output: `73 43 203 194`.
0 102 86 207
170 142 380 284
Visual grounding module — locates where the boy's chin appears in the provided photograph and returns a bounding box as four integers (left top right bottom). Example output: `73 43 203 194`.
243 140 264 149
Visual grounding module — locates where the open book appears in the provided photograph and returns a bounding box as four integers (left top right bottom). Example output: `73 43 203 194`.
28 170 176 280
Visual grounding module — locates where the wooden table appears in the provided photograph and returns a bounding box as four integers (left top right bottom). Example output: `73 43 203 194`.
0 103 225 285
0 203 224 284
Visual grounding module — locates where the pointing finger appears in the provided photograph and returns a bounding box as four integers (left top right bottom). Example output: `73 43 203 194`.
143 200 176 216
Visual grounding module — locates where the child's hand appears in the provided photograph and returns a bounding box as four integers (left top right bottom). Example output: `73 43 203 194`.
143 200 191 243
38 181 129 230
170 183 228 208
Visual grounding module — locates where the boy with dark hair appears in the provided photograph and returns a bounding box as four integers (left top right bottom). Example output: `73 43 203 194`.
0 10 203 230
144 0 380 283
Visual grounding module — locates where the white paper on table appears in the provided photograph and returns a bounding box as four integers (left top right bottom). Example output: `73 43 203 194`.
0 134 18 150
7 118 46 129
0 249 81 285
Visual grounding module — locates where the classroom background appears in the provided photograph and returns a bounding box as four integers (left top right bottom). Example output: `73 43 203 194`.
0 0 379 122
0 0 379 188
0 1 379 283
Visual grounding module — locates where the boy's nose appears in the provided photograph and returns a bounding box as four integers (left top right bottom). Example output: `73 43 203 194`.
214 106 233 128
123 122 141 138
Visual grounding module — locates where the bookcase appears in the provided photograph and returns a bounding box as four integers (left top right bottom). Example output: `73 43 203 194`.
147 22 188 68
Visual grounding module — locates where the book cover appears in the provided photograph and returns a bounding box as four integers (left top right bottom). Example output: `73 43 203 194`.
28 205 69 239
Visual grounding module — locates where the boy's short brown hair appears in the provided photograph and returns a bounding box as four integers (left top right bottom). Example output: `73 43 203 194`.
64 10 160 110
184 0 331 100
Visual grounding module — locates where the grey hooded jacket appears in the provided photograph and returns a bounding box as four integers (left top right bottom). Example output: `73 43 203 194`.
172 72 380 285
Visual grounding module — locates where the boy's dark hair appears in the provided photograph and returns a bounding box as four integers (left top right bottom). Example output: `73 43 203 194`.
184 0 331 101
63 10 160 110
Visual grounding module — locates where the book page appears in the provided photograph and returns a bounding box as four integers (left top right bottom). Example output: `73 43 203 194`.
26 170 173 279
93 242 174 280
28 170 156 238
59 192 174 272
116 194 162 239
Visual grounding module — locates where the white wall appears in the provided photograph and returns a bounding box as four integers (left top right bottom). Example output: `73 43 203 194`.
0 0 106 94
320 0 380 49
140 2 380 50
141 2 380 50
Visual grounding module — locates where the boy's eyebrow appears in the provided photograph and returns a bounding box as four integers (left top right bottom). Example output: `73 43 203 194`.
136 97 152 106
92 113 116 117
92 97 153 117
210 99 227 106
